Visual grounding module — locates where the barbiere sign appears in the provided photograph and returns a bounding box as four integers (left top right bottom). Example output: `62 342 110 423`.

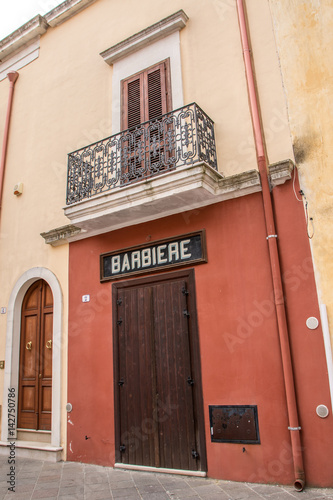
100 231 207 281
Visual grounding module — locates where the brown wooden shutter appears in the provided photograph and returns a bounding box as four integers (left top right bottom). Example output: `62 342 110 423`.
122 60 170 130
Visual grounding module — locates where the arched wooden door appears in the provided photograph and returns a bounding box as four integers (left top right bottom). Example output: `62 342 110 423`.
18 279 53 430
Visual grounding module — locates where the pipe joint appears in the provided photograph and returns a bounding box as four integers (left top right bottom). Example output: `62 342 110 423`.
7 71 19 86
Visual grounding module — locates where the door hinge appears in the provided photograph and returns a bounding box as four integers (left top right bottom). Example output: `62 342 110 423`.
118 378 124 386
182 287 189 296
117 318 122 326
183 309 190 317
117 298 122 306
187 377 194 386
120 445 126 452
192 450 199 459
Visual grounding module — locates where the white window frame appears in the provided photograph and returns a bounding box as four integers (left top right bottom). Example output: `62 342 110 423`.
100 10 188 135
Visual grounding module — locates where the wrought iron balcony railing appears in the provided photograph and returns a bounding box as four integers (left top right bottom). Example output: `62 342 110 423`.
66 103 217 205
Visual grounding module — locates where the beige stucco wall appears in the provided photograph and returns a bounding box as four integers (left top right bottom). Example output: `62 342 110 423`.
268 0 333 345
0 0 298 454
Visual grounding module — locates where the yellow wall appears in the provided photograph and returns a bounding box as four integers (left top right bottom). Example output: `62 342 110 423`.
268 0 333 344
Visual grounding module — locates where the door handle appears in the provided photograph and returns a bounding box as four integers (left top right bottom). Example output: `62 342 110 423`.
46 340 52 349
26 341 32 350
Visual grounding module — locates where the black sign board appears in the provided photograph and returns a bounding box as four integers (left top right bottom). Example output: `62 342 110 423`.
100 230 207 282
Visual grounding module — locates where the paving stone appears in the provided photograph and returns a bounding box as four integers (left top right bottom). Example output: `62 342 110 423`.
137 482 166 493
140 493 171 500
112 486 141 498
110 480 135 490
34 475 60 483
165 487 201 498
86 490 119 500
249 483 287 495
5 495 33 500
84 482 111 492
58 495 83 500
31 487 60 498
85 474 109 484
60 477 85 487
58 484 84 495
158 478 190 490
34 480 60 490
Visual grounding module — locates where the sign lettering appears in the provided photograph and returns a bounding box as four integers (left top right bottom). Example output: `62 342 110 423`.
100 231 206 281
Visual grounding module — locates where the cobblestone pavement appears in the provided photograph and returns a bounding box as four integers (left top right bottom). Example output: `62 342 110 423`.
0 457 333 500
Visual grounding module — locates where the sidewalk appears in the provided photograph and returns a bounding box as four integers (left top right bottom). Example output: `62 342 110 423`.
0 457 333 500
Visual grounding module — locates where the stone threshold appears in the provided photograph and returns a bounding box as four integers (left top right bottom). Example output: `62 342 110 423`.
114 463 207 477
0 440 62 462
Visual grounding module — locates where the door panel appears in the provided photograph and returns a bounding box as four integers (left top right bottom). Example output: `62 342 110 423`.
153 280 197 470
18 280 53 430
118 286 156 467
114 270 206 472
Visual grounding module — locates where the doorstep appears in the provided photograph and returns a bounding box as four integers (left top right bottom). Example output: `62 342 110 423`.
0 440 62 462
114 463 207 477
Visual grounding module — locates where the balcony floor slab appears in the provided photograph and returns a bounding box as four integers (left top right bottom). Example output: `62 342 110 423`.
63 163 261 242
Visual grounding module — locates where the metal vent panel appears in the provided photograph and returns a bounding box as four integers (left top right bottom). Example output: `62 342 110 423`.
209 405 260 444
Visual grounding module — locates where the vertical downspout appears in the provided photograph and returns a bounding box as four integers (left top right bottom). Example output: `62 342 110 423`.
0 71 19 211
236 0 305 492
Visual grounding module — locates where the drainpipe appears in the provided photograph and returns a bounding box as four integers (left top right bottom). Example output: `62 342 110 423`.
0 71 19 211
236 0 305 492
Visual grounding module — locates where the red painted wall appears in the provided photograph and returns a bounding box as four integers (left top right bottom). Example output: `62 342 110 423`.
67 180 333 486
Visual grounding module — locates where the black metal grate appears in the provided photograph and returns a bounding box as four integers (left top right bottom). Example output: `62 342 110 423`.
209 405 260 444
66 103 218 205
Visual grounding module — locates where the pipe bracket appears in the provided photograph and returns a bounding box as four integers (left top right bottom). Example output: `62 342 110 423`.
288 426 301 431
266 234 278 240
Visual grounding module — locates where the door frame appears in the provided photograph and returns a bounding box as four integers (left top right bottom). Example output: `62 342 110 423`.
112 268 207 471
1 268 62 447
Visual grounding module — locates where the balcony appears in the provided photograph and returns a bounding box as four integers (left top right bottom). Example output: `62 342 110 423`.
66 103 217 205
63 103 262 240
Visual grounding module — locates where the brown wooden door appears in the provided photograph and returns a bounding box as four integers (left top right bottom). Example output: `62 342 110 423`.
18 280 53 430
114 270 206 471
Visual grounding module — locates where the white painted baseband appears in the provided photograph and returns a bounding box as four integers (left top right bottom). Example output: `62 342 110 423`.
114 463 206 477
320 304 333 413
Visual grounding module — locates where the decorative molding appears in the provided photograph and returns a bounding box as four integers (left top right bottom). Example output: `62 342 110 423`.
0 39 39 82
45 0 98 28
268 159 295 187
0 16 48 62
1 268 63 451
41 224 81 246
0 0 97 64
100 10 189 65
218 169 261 195
63 165 261 241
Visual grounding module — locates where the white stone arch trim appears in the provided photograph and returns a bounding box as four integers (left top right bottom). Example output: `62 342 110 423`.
1 267 62 447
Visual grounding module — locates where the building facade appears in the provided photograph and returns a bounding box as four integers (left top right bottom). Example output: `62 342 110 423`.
0 0 332 489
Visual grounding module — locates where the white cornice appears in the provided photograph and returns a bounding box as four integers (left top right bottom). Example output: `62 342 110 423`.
0 0 97 63
45 0 98 27
0 16 48 62
268 159 295 186
100 10 189 65
40 224 81 247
